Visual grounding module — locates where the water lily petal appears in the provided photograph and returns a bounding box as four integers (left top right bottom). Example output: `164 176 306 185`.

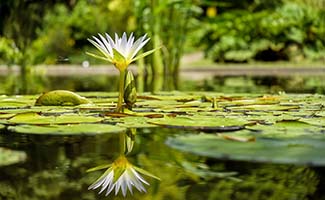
131 168 150 185
87 38 112 60
120 173 128 196
126 33 135 53
99 171 114 194
129 35 150 59
98 33 113 56
105 33 115 48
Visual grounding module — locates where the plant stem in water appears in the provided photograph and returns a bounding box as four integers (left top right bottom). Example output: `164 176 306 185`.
116 70 126 112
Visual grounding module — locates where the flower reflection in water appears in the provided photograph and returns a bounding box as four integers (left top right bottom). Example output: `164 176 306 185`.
88 131 160 197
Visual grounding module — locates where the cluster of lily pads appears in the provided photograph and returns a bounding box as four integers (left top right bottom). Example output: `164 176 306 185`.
0 90 325 166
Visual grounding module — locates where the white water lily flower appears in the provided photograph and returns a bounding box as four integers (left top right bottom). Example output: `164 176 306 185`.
87 32 156 71
88 156 160 197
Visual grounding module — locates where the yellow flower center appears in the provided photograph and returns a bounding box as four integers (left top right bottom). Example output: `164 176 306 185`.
112 155 131 169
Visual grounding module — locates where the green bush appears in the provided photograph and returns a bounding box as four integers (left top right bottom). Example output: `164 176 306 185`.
200 2 325 62
29 0 134 65
0 37 22 65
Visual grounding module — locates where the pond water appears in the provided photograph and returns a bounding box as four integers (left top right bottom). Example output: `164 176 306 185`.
1 74 325 95
0 73 325 199
1 127 325 200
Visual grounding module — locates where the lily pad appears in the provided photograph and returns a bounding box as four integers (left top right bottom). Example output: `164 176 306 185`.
299 117 325 127
148 116 252 131
247 120 323 137
166 134 325 166
0 124 5 130
0 147 27 166
8 124 125 135
107 116 158 128
8 112 102 125
227 104 299 112
0 95 35 108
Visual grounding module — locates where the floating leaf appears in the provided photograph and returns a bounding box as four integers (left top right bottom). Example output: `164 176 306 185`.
8 124 125 135
35 90 92 106
166 134 325 166
248 120 324 137
315 111 325 117
0 113 16 119
300 117 325 127
227 104 299 112
0 95 34 108
8 112 102 125
0 147 27 166
148 116 252 131
105 116 157 128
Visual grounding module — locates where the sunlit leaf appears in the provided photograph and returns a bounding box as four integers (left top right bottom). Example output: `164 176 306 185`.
148 116 252 131
8 112 102 125
35 90 92 106
299 117 325 127
8 124 125 135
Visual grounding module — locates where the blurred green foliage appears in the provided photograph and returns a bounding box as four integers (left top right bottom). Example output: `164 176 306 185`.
30 0 135 64
1 0 324 66
0 37 22 66
0 0 324 94
133 0 201 91
199 0 325 62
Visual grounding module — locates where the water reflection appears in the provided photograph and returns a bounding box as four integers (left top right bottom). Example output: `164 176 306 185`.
87 130 160 197
0 128 324 199
1 73 325 95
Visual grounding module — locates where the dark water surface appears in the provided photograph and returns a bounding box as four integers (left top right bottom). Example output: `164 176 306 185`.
1 127 325 200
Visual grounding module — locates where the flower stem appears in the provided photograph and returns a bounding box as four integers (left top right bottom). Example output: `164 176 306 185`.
119 132 126 155
116 69 126 112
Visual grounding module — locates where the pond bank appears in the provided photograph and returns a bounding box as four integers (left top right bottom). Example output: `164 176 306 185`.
1 64 324 80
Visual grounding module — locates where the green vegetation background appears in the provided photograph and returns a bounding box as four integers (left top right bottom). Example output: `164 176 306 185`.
0 0 324 66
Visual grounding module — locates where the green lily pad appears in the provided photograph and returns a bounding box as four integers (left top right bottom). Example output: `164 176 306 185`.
0 147 27 166
315 111 325 117
166 134 325 166
8 112 102 125
35 90 92 106
148 116 251 131
0 113 16 119
299 117 325 127
8 124 125 135
106 116 158 128
227 104 299 112
0 124 5 130
0 95 35 108
246 113 300 124
247 120 323 137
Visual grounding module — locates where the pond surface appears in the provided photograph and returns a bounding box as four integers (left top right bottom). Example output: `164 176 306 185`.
0 91 325 199
1 127 325 200
1 73 325 95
